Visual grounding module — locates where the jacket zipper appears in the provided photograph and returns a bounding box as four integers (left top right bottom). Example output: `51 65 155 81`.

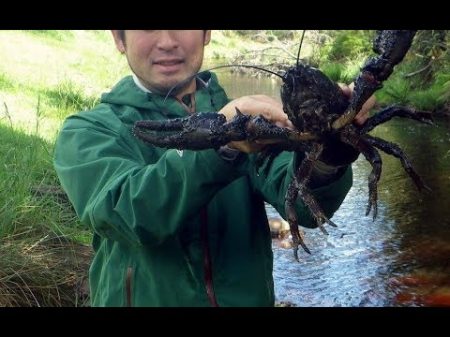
179 94 218 306
200 207 219 307
126 266 133 307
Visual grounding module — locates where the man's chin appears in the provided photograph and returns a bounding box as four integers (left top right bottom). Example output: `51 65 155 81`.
151 84 180 97
159 79 194 97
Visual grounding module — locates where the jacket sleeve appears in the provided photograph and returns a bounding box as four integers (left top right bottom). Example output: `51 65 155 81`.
247 151 353 228
53 114 244 247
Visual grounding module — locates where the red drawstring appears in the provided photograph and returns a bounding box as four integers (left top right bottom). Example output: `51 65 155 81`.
200 206 219 307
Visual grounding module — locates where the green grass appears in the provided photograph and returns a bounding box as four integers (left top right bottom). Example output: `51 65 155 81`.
0 123 92 306
41 80 99 120
0 124 90 240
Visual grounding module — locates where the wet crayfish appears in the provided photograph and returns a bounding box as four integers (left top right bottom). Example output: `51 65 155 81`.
133 30 433 261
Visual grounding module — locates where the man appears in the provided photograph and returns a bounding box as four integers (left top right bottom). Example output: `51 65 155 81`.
54 30 373 306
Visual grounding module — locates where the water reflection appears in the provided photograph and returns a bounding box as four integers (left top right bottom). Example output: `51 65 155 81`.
208 68 282 100
216 71 450 307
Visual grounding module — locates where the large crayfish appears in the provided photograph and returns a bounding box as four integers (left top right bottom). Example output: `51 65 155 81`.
133 30 433 261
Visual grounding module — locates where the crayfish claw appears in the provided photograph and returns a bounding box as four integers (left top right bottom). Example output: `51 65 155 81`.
134 113 234 150
134 118 185 131
332 31 417 130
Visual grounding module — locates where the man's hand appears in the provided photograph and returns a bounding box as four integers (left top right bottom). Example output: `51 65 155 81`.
219 85 376 159
318 83 376 167
339 82 375 126
219 95 293 153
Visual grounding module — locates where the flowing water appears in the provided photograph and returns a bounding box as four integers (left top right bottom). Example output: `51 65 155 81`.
215 71 450 307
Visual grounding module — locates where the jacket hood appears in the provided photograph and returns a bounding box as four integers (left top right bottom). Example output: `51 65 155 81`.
100 71 228 113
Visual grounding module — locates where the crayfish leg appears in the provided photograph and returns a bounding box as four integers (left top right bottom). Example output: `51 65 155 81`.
284 143 344 261
295 143 338 229
359 106 434 134
364 134 432 192
285 181 311 261
340 128 382 220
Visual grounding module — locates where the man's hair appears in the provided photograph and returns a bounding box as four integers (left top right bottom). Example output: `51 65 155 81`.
118 30 125 41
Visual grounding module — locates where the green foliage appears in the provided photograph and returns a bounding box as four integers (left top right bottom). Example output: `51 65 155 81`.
377 72 449 112
234 30 262 37
375 31 450 112
233 30 298 43
377 75 412 106
321 63 346 82
310 30 450 113
267 30 296 41
436 72 450 103
406 70 450 111
409 87 446 111
409 30 448 87
320 60 362 84
325 30 373 62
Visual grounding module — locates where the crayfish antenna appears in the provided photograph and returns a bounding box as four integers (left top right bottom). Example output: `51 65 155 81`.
296 30 306 67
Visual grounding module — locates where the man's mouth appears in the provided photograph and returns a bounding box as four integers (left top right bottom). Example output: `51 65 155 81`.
153 59 183 66
153 59 184 74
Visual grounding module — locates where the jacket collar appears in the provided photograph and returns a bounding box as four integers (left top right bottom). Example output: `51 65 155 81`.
100 71 227 118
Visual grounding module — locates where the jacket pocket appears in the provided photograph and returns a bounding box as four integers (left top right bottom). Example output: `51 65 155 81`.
125 266 133 307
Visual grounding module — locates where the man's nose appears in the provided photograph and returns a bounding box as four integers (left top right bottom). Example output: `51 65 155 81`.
156 30 178 50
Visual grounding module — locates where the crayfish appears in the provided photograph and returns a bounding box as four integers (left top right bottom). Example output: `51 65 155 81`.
133 30 433 261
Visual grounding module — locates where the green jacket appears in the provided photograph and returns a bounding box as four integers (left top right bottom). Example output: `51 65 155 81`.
54 72 353 306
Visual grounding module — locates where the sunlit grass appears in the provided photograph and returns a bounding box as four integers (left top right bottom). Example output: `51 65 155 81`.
0 30 129 140
41 80 99 119
0 29 280 307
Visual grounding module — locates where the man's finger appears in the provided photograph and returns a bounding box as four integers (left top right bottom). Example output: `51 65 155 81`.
338 83 351 98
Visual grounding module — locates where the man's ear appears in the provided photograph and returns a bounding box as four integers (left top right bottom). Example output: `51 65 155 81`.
111 30 126 54
204 30 211 46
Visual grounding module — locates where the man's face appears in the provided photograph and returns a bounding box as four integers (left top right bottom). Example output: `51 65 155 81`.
112 30 211 97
